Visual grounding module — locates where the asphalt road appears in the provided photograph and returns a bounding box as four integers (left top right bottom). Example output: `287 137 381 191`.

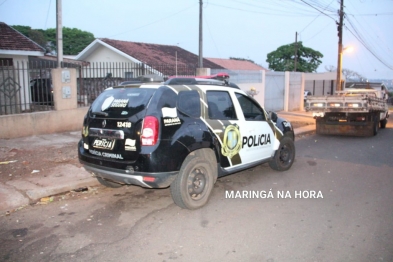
1 124 393 262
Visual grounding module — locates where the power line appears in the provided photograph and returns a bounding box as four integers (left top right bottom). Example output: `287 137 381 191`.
346 4 393 61
208 0 393 73
298 0 393 72
302 21 332 41
299 0 337 13
205 11 221 59
346 12 393 16
107 4 197 38
343 0 393 71
344 18 393 70
208 1 326 17
299 0 336 33
44 0 52 29
231 0 322 14
298 0 336 21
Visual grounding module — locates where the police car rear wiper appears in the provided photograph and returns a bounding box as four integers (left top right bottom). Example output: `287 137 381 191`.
92 111 108 116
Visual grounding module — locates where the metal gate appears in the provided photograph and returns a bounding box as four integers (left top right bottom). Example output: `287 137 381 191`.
305 79 334 96
76 62 197 106
264 72 285 112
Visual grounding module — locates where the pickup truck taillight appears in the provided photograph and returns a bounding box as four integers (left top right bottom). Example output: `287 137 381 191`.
141 116 159 146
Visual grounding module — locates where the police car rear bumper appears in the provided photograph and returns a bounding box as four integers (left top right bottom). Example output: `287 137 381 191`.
80 160 178 188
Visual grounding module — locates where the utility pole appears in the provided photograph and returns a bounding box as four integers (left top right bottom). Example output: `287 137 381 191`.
294 32 298 72
198 0 203 68
336 0 344 91
56 0 63 68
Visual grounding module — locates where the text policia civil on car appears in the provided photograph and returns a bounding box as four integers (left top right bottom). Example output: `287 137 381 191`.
78 74 296 209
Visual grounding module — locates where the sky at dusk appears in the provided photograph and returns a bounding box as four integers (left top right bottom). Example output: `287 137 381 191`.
1 0 392 81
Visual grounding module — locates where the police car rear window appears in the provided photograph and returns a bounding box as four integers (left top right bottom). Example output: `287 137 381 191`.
90 88 155 118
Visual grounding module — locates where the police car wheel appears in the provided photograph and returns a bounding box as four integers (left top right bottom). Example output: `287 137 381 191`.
96 176 123 188
269 136 295 171
170 154 214 210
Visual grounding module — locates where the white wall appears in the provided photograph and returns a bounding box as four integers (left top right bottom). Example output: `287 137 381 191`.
238 83 265 107
1 55 31 110
304 72 337 81
305 72 342 96
0 68 85 138
87 45 132 63
238 71 304 112
288 72 303 111
80 46 140 78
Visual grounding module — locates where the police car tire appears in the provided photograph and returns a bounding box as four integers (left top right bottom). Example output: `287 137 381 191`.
170 153 215 210
269 136 295 171
96 176 123 188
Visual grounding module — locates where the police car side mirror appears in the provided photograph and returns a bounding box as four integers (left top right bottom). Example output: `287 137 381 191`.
269 111 278 123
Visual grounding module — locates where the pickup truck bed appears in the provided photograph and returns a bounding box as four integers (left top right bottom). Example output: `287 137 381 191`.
305 89 389 136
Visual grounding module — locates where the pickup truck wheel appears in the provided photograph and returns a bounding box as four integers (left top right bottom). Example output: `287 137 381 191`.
269 136 295 171
170 154 214 210
380 118 387 129
96 176 123 188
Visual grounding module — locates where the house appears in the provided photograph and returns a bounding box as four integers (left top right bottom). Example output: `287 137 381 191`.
0 22 46 65
0 22 47 114
75 38 224 77
205 57 268 84
206 57 268 71
0 22 87 114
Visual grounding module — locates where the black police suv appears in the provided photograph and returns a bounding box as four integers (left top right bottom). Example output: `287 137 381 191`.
78 77 295 209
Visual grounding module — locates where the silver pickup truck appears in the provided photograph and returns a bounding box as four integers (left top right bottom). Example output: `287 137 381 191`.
305 83 389 136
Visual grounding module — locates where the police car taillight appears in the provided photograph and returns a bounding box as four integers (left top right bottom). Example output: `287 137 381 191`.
141 116 158 146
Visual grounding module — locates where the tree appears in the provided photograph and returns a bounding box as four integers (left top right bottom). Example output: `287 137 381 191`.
324 65 336 72
45 27 95 55
230 57 256 64
11 25 95 55
11 25 31 36
342 68 365 81
325 65 365 81
29 29 47 50
11 25 49 52
266 42 323 72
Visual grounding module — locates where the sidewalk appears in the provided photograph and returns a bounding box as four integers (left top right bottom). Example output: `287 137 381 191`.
0 111 316 213
277 110 315 135
0 132 100 213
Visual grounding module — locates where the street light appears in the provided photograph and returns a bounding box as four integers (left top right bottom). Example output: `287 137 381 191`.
343 46 353 53
336 45 353 91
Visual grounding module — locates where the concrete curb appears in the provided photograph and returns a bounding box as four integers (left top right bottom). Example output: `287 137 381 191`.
294 125 316 136
1 164 101 213
25 177 100 201
277 111 314 118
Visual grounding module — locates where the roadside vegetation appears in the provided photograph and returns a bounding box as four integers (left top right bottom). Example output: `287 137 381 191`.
12 25 95 55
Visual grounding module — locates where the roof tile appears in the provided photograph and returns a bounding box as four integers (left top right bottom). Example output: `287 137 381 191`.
100 38 223 69
0 22 45 52
206 57 268 71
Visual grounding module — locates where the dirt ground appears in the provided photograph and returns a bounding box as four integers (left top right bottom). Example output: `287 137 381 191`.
0 121 312 187
0 143 81 186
